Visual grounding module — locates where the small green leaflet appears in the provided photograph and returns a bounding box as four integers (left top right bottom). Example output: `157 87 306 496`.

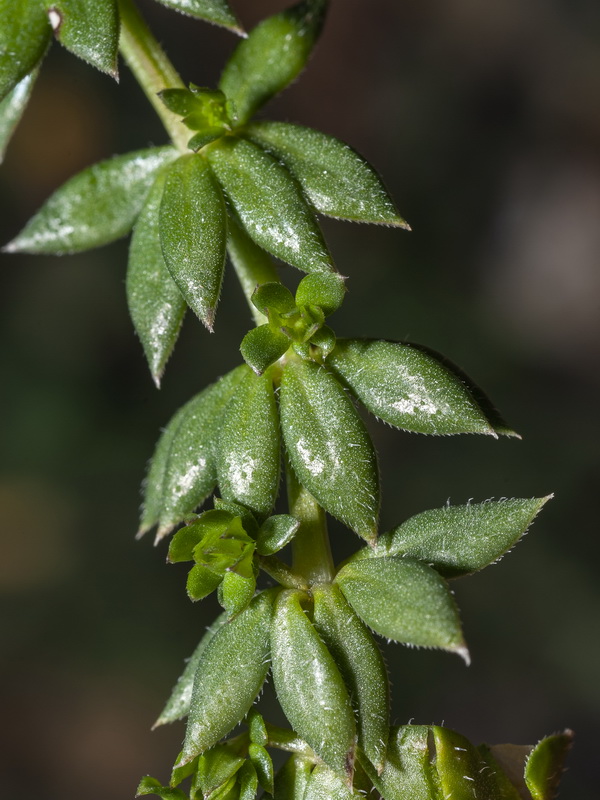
139 366 246 541
270 590 356 781
256 515 300 556
279 359 380 543
327 339 506 436
524 732 574 800
192 744 245 798
207 137 335 274
336 557 468 660
180 589 276 765
45 0 119 77
376 497 551 578
249 743 274 794
154 611 228 727
127 170 187 387
136 776 187 800
217 369 280 518
245 122 408 227
240 324 290 376
0 0 50 101
0 71 36 163
153 0 243 34
219 0 329 124
159 154 227 330
313 584 389 773
6 146 178 254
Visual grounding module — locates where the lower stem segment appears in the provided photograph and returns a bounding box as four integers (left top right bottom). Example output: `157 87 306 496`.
287 459 335 585
118 0 188 152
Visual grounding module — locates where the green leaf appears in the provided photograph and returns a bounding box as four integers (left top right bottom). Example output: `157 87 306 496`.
327 339 502 436
6 146 177 254
0 71 36 163
218 0 328 124
270 590 356 780
187 563 223 601
136 776 188 800
249 743 274 794
238 761 259 800
153 0 244 34
433 726 493 800
256 515 300 556
154 611 229 727
336 557 468 660
206 137 335 274
240 324 290 375
476 745 523 800
217 369 280 518
245 122 408 227
377 497 552 578
295 273 346 316
45 0 119 77
252 283 296 316
127 170 187 387
247 709 268 746
193 744 245 799
160 154 227 330
313 584 389 773
274 756 313 800
524 731 573 800
303 766 358 800
218 569 256 617
359 726 437 800
279 359 379 543
0 0 50 101
139 366 246 541
180 588 276 764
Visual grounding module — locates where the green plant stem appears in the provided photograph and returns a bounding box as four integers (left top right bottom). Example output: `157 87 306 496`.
265 723 319 761
257 555 308 591
286 458 335 585
118 0 188 152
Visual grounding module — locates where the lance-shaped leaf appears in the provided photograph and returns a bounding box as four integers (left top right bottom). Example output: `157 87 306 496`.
360 726 437 800
313 585 389 773
153 0 243 34
376 497 552 578
217 369 280 518
270 590 356 781
0 71 36 163
336 557 467 660
45 0 119 77
476 745 523 800
6 146 177 254
327 339 502 436
433 726 498 800
139 366 246 540
524 732 573 800
238 761 259 800
155 612 229 727
295 273 346 316
0 0 50 101
245 122 408 227
180 589 276 765
127 170 187 387
279 359 379 543
207 137 335 274
274 756 314 800
249 743 274 795
218 0 328 124
160 154 227 330
304 766 358 800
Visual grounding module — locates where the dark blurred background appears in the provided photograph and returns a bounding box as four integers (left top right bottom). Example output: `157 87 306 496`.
1 0 599 797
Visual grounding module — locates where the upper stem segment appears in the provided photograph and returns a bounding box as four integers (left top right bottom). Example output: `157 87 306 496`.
287 458 335 584
118 0 188 152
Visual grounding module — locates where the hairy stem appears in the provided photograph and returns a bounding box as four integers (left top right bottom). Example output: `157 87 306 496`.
258 555 308 591
287 459 335 584
118 0 188 152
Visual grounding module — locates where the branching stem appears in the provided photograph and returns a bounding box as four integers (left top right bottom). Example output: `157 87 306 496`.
118 0 188 152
